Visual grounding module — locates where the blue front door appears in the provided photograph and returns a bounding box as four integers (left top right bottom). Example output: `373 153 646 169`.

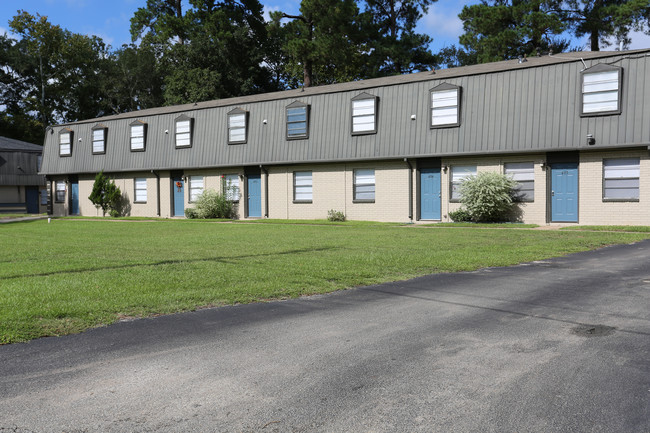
25 186 39 214
70 182 79 215
551 163 578 222
247 174 261 217
420 168 441 220
173 177 185 217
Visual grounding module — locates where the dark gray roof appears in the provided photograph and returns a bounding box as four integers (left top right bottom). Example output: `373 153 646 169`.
59 49 650 127
0 136 43 152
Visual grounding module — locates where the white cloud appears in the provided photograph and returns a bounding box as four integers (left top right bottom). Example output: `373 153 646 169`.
628 29 650 50
420 4 465 49
263 5 280 22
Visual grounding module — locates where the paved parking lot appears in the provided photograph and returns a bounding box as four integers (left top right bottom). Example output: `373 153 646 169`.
1 240 649 432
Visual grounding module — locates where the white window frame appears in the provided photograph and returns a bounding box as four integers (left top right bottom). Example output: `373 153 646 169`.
175 116 192 148
189 176 204 202
505 162 534 202
293 171 313 203
130 121 146 151
581 64 622 116
92 126 106 154
351 93 377 135
228 109 247 144
287 102 309 139
450 165 477 202
603 158 640 201
55 181 66 203
224 174 240 201
59 130 72 157
134 178 147 203
430 83 460 128
353 169 375 202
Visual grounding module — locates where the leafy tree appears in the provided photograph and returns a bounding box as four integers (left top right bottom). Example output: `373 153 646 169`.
458 172 518 222
277 0 367 87
561 0 650 50
362 0 438 76
458 0 569 64
88 171 122 217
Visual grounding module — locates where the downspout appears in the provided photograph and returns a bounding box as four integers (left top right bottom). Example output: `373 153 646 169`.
260 165 269 218
404 158 413 222
151 170 160 217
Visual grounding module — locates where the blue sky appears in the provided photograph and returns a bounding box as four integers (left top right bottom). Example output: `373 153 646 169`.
1 0 649 53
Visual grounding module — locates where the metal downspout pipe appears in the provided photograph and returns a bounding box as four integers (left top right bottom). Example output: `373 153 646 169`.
260 165 269 218
404 158 413 222
151 170 160 217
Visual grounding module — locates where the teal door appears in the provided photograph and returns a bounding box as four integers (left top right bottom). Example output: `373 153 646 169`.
551 163 578 222
420 168 441 220
173 176 184 217
70 182 79 215
247 174 261 217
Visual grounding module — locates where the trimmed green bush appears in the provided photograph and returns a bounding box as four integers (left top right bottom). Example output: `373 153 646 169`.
194 189 234 219
448 208 472 222
184 208 199 219
327 209 346 222
459 172 518 222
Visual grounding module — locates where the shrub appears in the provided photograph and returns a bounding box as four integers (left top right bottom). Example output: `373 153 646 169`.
194 189 234 219
184 208 199 219
88 171 122 217
327 209 346 222
458 172 518 222
448 208 472 222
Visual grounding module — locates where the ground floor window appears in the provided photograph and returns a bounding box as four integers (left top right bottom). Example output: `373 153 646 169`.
189 176 204 202
354 169 375 202
224 174 240 201
55 181 66 203
450 165 476 201
294 171 313 202
603 158 640 201
505 162 534 202
134 178 147 203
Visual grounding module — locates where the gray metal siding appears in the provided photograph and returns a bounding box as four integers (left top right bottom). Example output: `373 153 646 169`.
0 151 46 185
40 51 650 175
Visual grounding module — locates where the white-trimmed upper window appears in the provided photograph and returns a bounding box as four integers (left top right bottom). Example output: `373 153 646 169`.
59 130 72 156
582 64 621 115
175 116 192 148
130 121 146 151
55 181 66 202
505 162 534 202
351 93 377 135
603 158 639 201
228 108 247 144
92 125 106 154
354 169 375 201
134 178 147 203
287 101 309 139
431 83 460 127
450 165 476 201
189 176 204 202
294 171 313 202
224 174 240 201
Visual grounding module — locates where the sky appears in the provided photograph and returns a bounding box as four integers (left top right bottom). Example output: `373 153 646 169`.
1 0 649 54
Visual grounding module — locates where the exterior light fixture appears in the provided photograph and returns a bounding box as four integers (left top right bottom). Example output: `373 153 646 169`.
587 134 595 146
410 114 416 120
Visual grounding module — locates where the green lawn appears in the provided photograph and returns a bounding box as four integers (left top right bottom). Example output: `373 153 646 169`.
2 219 649 344
562 225 650 233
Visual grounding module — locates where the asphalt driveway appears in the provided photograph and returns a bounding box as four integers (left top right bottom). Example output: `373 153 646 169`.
1 240 649 432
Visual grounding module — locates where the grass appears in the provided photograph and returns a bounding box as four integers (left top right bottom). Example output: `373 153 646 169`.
419 222 539 228
562 225 650 233
2 219 649 344
0 213 46 219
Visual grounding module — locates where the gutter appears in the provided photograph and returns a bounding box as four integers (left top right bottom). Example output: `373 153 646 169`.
260 165 269 218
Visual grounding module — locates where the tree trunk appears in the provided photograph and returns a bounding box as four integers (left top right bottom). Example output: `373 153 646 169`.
590 28 600 51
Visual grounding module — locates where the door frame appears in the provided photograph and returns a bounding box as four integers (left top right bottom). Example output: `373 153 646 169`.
171 171 185 217
418 167 442 221
416 158 442 221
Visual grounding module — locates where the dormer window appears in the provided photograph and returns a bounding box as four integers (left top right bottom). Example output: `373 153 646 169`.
581 63 622 116
286 101 309 139
130 120 147 151
351 93 378 135
430 83 460 128
59 129 73 157
92 124 107 154
175 115 193 148
228 108 248 144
